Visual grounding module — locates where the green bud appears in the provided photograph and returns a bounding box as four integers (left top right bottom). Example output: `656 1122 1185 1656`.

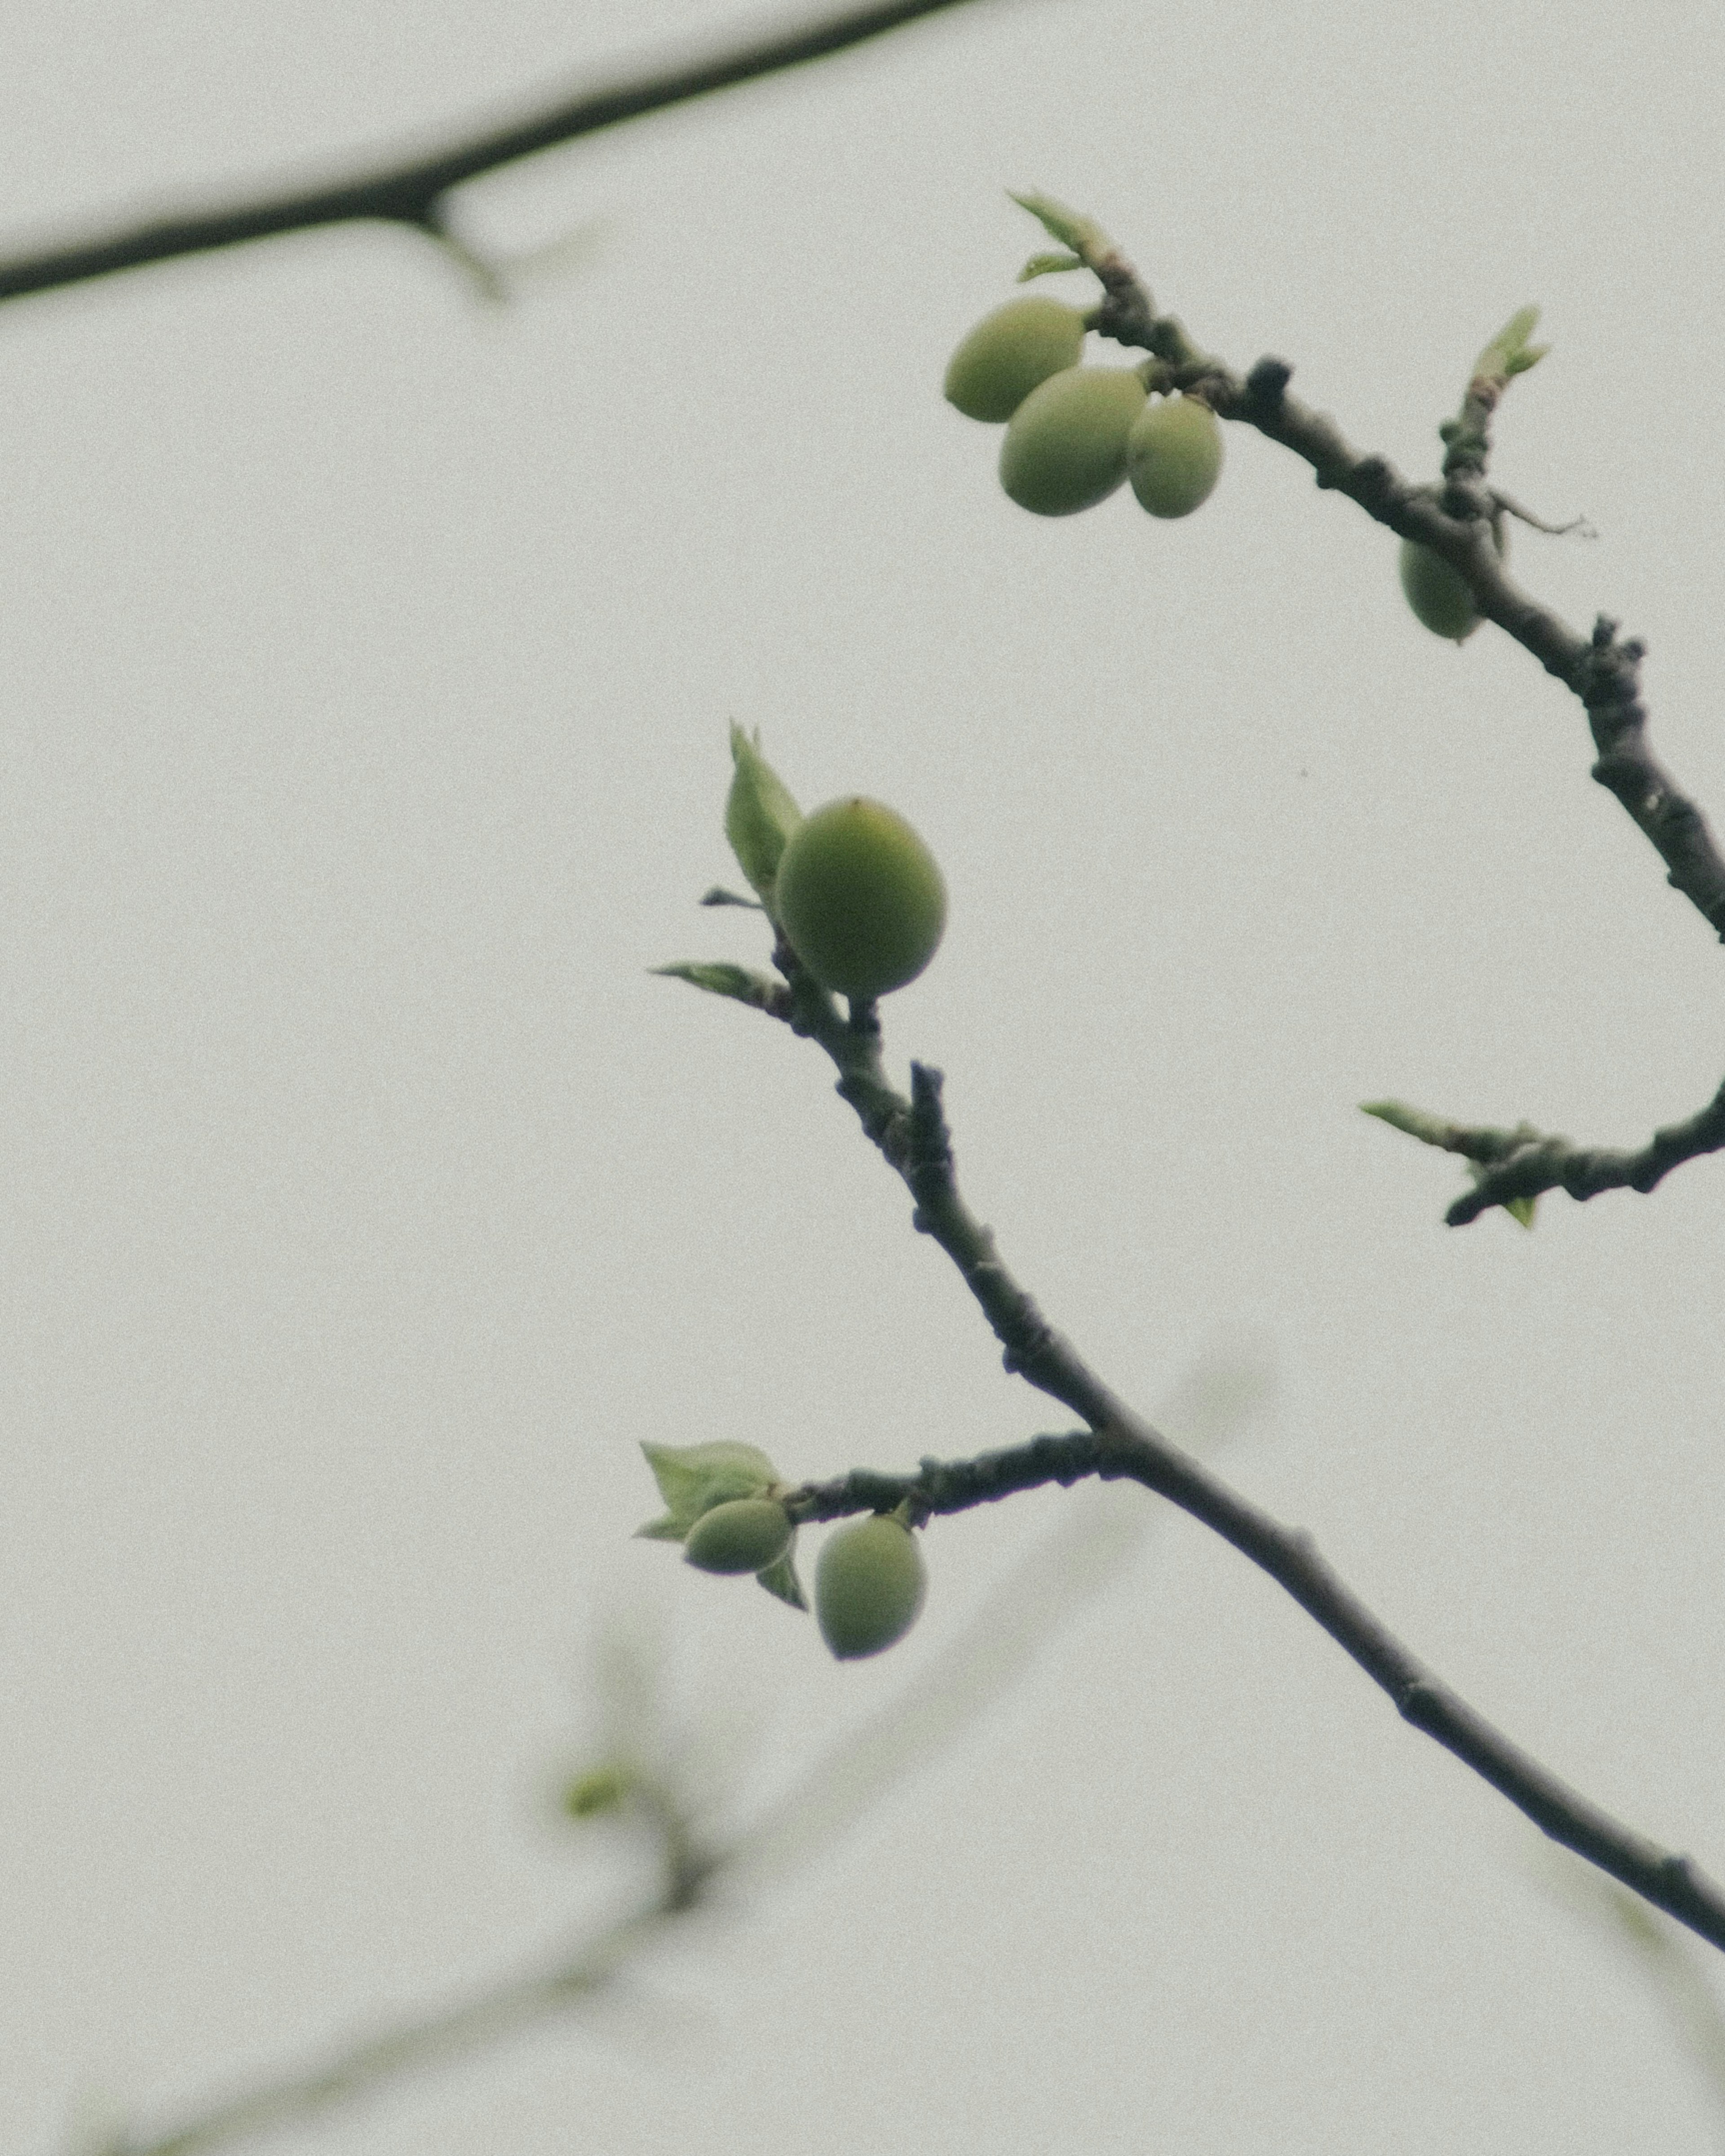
773 797 947 1001
815 1513 927 1661
999 367 1148 517
944 297 1087 423
683 1497 795 1576
1126 394 1224 519
1398 518 1507 644
725 726 803 904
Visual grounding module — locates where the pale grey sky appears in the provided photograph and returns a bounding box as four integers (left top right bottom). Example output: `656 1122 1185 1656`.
4 3 1725 2151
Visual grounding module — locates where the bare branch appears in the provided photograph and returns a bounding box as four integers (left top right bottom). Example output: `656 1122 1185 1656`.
1055 229 1725 944
745 956 1725 1954
1363 1078 1725 1225
0 0 995 305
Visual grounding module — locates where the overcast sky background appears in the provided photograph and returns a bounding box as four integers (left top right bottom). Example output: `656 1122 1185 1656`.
4 2 1725 2150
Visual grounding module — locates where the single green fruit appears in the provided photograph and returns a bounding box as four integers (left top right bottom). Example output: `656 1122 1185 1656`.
999 367 1148 516
684 1497 794 1576
944 297 1088 423
773 797 947 1001
1398 521 1507 643
1127 394 1224 518
815 1514 927 1660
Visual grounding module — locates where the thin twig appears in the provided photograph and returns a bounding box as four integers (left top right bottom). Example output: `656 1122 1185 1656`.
0 0 993 305
1055 214 1725 945
751 956 1725 1953
1364 1081 1725 1225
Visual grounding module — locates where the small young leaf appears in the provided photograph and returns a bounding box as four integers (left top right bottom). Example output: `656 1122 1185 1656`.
1017 249 1084 281
637 1439 781 1541
653 961 780 1009
725 725 802 903
1007 190 1108 261
1360 1099 1451 1147
756 1549 809 1611
1505 1195 1539 1229
1473 305 1545 383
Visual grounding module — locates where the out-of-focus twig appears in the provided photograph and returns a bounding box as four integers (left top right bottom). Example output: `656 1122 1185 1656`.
0 0 996 305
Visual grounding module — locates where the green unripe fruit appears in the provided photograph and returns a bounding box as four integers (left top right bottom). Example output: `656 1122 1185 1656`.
1398 522 1508 643
1127 394 1224 518
999 366 1149 517
944 297 1088 423
683 1497 794 1576
773 797 947 1001
815 1514 927 1660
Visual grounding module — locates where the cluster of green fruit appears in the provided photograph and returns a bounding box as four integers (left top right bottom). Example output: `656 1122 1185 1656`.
944 295 1224 521
638 1440 926 1660
724 728 946 1003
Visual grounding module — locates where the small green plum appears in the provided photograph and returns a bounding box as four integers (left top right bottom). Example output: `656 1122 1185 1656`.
999 366 1148 517
683 1497 794 1576
815 1514 927 1660
1126 394 1224 518
944 297 1088 423
773 797 947 1001
1398 521 1507 643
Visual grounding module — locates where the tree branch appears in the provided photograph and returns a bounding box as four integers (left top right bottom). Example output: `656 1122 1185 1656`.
1364 1078 1725 1225
0 0 994 305
746 957 1725 1953
1066 222 1725 945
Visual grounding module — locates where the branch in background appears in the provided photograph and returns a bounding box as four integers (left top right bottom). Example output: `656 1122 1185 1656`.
1363 1083 1725 1226
84 1789 713 2156
80 1362 1259 2156
671 947 1725 1955
0 0 992 305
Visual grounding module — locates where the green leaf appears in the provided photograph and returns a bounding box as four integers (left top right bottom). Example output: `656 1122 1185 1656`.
756 1549 808 1611
1017 250 1084 282
1007 190 1108 261
652 961 779 1009
637 1439 781 1542
725 725 802 903
1473 305 1545 382
1505 1194 1539 1229
1360 1099 1451 1147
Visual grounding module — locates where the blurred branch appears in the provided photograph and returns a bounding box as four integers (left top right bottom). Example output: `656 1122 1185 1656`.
1363 1081 1725 1226
714 950 1725 1955
71 1356 1258 2156
0 0 994 306
83 1788 714 2156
